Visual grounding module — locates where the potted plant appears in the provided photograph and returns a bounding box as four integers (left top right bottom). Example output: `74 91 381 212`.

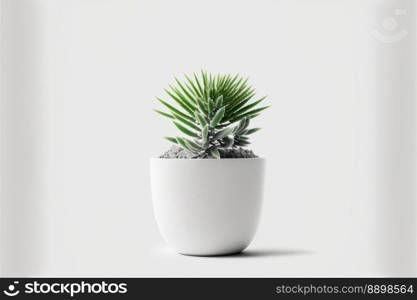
150 71 268 256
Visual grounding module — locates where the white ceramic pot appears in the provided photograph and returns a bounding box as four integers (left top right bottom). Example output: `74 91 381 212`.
150 158 265 256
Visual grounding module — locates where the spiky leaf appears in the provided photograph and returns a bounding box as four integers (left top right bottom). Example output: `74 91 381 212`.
173 122 199 138
207 98 214 114
244 128 261 135
229 106 269 123
194 111 207 127
155 72 268 158
172 113 200 131
201 125 209 144
235 117 250 134
221 136 234 148
196 97 208 116
154 109 173 119
157 98 194 121
215 95 223 108
174 77 196 104
165 136 178 144
210 106 225 127
209 148 220 159
214 126 234 140
176 137 193 152
184 138 202 152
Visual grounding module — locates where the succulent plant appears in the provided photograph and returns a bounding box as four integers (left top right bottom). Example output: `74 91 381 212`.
155 71 268 158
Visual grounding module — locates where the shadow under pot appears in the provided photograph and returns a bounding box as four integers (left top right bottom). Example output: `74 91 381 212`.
150 157 265 256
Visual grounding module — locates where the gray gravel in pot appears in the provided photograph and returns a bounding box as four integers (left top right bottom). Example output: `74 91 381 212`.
159 145 258 159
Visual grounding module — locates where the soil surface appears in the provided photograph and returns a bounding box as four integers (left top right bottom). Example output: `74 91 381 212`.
159 145 258 159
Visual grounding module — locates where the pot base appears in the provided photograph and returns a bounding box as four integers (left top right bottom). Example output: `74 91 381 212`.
177 247 247 257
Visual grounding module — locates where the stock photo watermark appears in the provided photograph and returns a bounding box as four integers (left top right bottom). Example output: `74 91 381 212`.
2 280 128 298
371 8 408 43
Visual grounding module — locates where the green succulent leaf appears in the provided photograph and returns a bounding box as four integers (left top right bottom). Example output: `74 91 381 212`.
165 136 178 144
224 99 250 118
174 77 196 104
237 136 249 142
155 72 268 157
194 111 207 127
164 88 195 115
221 136 234 148
229 106 269 123
193 73 204 95
172 113 200 131
210 106 225 127
157 98 194 121
196 97 208 116
244 128 261 135
154 109 173 119
184 138 202 152
229 96 266 119
173 122 199 138
215 95 223 108
214 126 234 140
184 75 202 97
201 125 209 144
237 140 250 147
201 71 208 89
176 137 193 152
168 85 195 109
235 117 250 134
207 98 214 114
209 148 220 159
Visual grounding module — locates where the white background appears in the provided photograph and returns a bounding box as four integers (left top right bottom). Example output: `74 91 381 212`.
1 0 416 277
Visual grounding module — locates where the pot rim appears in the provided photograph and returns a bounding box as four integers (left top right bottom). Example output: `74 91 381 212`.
150 157 265 161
